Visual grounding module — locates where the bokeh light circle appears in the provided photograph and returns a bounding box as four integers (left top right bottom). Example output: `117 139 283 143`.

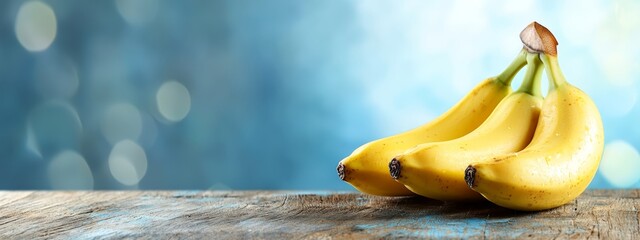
48 150 94 189
156 81 191 122
15 1 57 52
108 140 148 186
599 140 640 188
101 103 143 145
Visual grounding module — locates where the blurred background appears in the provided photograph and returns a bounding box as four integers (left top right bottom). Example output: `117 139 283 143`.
0 0 639 190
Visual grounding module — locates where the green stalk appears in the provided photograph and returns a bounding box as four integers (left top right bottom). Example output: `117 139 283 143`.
495 49 528 86
540 54 568 91
515 53 544 97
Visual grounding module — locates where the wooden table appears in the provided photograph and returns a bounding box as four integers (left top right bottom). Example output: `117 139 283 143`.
0 190 637 239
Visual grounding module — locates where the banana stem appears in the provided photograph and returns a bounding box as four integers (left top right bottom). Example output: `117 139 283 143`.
495 49 528 86
540 54 568 91
515 53 544 96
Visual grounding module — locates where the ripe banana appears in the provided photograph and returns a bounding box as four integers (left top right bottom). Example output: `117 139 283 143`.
465 22 605 211
390 53 544 201
337 50 528 196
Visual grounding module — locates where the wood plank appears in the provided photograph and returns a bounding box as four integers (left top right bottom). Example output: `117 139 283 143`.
0 190 638 239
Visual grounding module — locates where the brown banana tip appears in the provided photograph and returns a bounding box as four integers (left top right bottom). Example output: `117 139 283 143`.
389 158 401 179
337 162 346 181
520 21 558 56
464 165 476 188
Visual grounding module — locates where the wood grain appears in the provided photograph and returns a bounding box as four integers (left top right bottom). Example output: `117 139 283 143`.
0 190 638 239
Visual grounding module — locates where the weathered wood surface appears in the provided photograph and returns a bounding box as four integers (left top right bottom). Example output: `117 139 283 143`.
0 190 638 239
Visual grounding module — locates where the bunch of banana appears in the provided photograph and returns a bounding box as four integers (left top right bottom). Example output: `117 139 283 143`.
337 21 604 211
336 49 528 196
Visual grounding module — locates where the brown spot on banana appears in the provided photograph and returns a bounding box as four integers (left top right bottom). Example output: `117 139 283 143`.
336 162 347 181
389 158 402 179
465 165 476 188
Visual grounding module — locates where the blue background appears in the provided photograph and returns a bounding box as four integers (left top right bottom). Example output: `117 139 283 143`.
1 0 639 190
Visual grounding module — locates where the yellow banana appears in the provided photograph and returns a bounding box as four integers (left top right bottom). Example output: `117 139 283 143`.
390 53 544 201
465 22 605 211
337 50 528 196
